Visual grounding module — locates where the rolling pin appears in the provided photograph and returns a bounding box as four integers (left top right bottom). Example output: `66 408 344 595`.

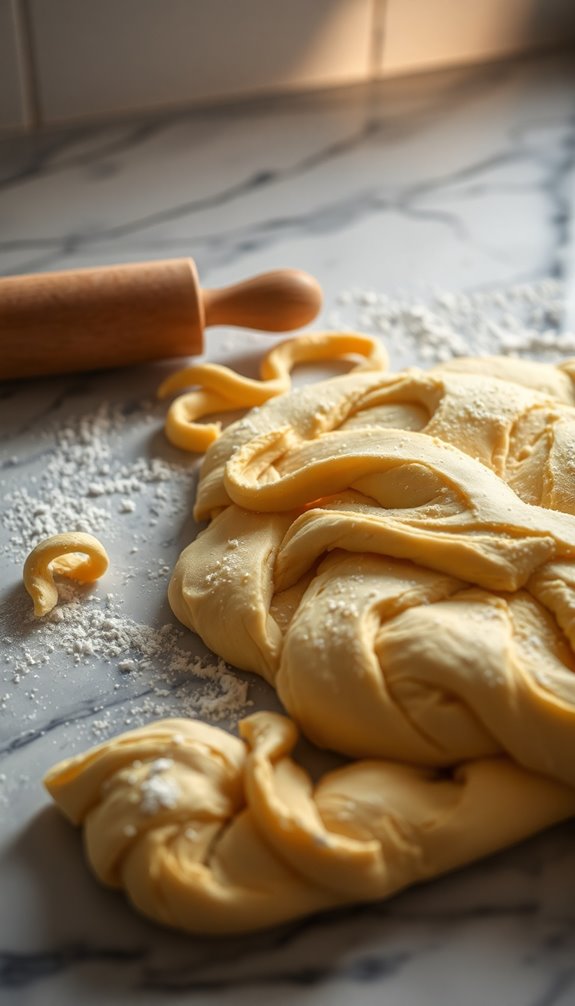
0 259 323 380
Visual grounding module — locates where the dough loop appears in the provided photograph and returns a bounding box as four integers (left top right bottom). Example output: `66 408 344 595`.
157 331 386 452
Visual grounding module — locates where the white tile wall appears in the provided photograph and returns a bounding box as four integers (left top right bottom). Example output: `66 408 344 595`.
0 0 30 130
1 0 574 130
28 0 374 124
379 0 575 77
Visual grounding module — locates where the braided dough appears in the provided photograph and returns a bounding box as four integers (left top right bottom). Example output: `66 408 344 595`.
44 712 575 935
45 343 575 934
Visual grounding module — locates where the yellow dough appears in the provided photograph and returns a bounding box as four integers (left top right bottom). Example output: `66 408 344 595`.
157 331 386 452
45 339 575 934
44 712 575 935
23 532 109 616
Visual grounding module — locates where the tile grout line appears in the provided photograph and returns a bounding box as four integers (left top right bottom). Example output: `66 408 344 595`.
369 0 388 80
12 0 41 129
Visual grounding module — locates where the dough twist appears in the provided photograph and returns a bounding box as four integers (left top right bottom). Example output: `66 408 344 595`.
44 712 575 935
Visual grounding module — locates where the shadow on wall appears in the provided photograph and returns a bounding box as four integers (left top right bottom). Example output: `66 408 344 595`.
530 0 575 44
28 0 374 125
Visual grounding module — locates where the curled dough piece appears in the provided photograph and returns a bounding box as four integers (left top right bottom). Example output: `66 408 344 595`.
157 331 386 452
44 712 575 935
23 532 109 616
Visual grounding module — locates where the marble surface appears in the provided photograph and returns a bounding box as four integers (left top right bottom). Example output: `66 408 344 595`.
2 50 575 1005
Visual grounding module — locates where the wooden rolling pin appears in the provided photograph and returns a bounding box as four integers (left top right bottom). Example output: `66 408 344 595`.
0 259 323 379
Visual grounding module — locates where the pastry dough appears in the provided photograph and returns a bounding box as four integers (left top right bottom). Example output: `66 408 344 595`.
45 340 575 934
44 712 575 935
23 532 109 616
157 331 386 452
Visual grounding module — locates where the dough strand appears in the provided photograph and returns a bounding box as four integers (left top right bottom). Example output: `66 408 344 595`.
157 331 386 452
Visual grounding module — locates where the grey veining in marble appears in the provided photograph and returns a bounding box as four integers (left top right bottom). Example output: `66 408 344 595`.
2 50 575 1006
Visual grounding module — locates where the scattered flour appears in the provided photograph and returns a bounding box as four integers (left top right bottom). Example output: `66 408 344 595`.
139 761 180 815
329 279 571 366
0 391 252 797
0 581 251 799
1 400 190 562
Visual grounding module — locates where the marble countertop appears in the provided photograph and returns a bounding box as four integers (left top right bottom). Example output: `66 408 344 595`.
2 50 575 1006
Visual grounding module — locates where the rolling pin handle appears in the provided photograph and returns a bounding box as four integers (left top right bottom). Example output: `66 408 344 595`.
202 269 322 333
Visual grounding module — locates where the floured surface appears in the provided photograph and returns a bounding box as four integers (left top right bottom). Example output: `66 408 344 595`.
0 376 257 807
4 298 575 995
3 46 575 1004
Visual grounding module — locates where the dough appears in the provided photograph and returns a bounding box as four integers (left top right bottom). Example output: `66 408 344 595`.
44 712 575 935
157 331 385 452
23 532 109 616
45 340 575 933
170 351 575 767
